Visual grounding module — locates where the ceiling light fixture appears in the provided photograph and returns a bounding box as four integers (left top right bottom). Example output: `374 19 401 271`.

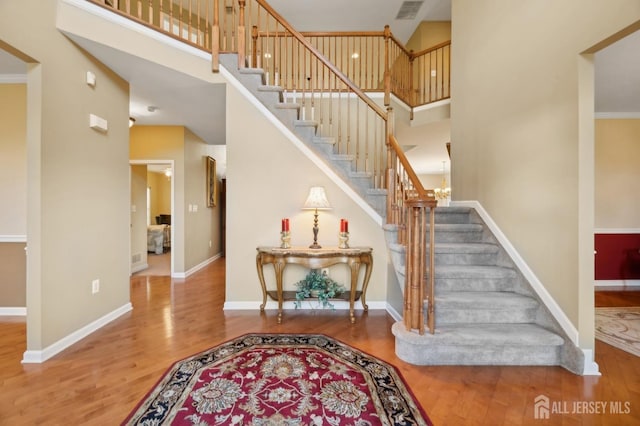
129 117 136 128
434 161 451 201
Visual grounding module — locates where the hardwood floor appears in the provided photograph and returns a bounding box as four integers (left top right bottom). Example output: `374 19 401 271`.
1 260 639 425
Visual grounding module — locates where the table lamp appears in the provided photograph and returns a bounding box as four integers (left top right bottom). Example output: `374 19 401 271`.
302 186 332 249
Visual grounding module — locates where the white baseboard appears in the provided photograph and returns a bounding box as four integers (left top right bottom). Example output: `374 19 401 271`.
385 303 403 322
451 201 579 345
173 253 222 278
0 307 27 316
21 303 132 364
0 235 26 243
223 300 387 311
582 349 601 376
130 263 149 274
594 280 640 289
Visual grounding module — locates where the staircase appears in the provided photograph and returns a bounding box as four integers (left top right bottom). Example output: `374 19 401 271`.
219 53 583 372
388 206 583 373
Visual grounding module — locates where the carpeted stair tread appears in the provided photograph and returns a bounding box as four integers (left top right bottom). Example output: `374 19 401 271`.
431 242 499 254
434 264 516 278
258 85 283 92
394 323 564 346
436 291 538 310
275 102 300 109
428 223 483 232
238 67 264 75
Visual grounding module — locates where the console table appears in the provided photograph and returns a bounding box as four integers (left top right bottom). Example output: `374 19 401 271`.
256 246 373 323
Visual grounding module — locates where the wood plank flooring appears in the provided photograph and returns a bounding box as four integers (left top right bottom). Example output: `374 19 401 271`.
1 260 639 425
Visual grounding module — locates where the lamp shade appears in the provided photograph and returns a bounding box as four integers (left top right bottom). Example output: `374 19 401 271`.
302 186 332 210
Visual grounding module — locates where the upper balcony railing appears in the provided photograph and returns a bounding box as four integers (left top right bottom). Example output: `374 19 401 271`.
88 0 438 335
94 0 450 112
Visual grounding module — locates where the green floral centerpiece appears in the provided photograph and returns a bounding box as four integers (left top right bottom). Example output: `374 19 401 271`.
294 269 345 309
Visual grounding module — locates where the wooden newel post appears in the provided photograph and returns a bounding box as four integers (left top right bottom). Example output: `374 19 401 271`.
212 0 220 72
403 199 436 335
383 25 391 107
237 0 246 69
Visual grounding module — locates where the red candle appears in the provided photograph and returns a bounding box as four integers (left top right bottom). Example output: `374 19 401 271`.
340 219 348 233
281 218 289 232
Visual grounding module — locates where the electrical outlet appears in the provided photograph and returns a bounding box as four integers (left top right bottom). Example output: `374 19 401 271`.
92 279 100 294
321 268 330 277
209 240 212 248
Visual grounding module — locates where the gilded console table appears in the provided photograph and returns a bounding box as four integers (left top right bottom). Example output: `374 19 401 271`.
256 246 373 324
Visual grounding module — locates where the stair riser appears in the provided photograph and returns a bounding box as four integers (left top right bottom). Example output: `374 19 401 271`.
293 125 318 140
433 212 472 224
332 159 353 174
271 107 299 128
435 278 514 292
366 194 387 217
255 90 281 106
314 142 334 156
435 308 537 324
435 252 497 266
429 232 483 243
396 341 561 366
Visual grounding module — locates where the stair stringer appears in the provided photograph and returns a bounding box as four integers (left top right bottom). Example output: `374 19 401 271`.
389 205 587 374
217 55 382 227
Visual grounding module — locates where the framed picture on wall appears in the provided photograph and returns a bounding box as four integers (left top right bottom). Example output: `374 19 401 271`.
206 156 217 207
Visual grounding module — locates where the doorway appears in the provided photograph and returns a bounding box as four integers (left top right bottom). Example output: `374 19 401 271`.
130 160 174 277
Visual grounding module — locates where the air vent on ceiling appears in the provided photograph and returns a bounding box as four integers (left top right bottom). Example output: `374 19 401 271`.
396 1 424 20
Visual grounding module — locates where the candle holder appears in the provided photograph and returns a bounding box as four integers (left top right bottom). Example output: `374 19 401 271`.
280 231 291 249
338 232 349 249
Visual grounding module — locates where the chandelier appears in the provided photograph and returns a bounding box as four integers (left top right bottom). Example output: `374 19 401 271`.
434 161 451 200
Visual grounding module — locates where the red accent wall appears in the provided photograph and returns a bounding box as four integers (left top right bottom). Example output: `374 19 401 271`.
595 234 640 280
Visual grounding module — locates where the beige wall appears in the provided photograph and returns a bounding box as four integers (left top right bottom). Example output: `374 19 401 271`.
595 119 640 229
148 171 171 222
0 243 26 307
451 0 640 350
225 83 389 306
1 0 131 350
0 83 27 309
406 21 451 52
0 84 27 236
184 129 224 270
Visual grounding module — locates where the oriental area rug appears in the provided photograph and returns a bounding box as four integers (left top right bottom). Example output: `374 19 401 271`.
123 333 431 425
595 307 640 357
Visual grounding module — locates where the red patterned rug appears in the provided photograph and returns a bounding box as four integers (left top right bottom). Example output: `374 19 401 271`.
123 334 431 425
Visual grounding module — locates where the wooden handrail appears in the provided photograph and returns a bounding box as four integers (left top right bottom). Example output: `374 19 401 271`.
388 135 429 199
412 40 452 58
250 0 387 120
